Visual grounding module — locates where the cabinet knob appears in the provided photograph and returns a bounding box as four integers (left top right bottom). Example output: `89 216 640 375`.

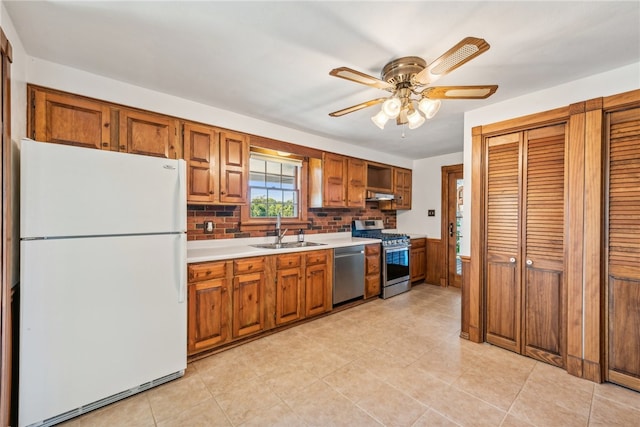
509 257 516 263
526 259 533 266
120 145 126 150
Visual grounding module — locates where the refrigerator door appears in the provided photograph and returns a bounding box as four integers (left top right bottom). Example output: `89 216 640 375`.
20 139 186 238
19 233 187 427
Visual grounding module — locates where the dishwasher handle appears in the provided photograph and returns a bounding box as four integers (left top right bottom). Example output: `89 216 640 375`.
334 250 364 258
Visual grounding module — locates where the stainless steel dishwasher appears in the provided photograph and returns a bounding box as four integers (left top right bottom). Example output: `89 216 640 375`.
333 245 365 305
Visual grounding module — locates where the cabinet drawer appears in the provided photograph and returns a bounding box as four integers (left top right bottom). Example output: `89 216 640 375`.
276 253 302 269
188 261 227 283
306 250 328 266
411 238 426 248
234 257 265 274
365 244 380 255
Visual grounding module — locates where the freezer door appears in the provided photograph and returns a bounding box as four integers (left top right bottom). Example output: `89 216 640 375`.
20 139 186 238
19 234 187 427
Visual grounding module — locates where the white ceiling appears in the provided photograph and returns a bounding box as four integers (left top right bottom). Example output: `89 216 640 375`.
5 1 640 160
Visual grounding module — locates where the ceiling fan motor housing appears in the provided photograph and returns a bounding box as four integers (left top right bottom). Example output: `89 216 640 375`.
381 56 427 86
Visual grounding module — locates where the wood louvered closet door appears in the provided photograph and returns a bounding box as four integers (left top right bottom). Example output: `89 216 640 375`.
485 124 566 368
606 106 640 391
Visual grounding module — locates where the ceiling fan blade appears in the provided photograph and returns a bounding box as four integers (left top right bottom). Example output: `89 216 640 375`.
414 37 491 85
330 67 395 91
422 85 498 99
329 98 386 117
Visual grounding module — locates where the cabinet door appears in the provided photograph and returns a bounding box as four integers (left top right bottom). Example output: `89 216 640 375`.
32 89 111 150
306 263 330 317
410 239 426 283
485 132 522 353
184 123 218 203
119 109 179 158
323 153 347 207
219 130 248 204
394 168 412 210
347 158 366 208
521 124 566 368
607 107 640 391
233 272 264 338
188 278 230 354
276 267 303 325
364 244 381 298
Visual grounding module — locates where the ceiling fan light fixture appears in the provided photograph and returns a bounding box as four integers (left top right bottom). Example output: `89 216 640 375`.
407 109 425 130
371 110 389 129
381 97 402 119
418 98 441 119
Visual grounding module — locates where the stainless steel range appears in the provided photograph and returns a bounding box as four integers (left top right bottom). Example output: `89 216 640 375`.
352 220 411 299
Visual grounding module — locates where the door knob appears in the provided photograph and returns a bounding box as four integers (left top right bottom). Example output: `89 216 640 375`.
449 223 454 237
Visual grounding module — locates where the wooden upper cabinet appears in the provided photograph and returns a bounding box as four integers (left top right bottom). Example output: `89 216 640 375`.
184 123 218 204
219 130 249 204
394 167 412 210
119 109 179 159
347 158 366 208
323 153 348 207
30 87 111 150
183 124 249 205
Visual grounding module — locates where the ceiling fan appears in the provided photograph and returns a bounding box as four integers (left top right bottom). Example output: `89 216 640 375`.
328 37 498 130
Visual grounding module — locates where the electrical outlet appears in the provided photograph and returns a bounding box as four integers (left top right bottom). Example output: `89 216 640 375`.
204 221 214 234
428 209 435 217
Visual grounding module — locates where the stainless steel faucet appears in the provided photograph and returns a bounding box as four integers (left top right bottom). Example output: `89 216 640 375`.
275 213 287 245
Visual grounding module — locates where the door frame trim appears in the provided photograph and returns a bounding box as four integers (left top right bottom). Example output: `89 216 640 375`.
441 164 462 288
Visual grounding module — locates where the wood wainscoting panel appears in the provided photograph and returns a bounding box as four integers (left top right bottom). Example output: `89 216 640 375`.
425 238 443 286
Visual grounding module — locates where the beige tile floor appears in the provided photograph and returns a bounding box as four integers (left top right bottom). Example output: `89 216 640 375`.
62 284 640 426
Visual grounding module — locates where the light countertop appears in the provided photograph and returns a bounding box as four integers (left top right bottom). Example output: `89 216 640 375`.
187 232 381 263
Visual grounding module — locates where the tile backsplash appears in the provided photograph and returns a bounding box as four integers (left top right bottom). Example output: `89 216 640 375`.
187 202 396 240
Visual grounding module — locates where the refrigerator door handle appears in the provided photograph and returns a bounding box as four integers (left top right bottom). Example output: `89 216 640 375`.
177 159 187 231
178 234 186 303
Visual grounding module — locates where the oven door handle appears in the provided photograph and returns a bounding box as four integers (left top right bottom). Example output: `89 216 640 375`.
384 246 410 254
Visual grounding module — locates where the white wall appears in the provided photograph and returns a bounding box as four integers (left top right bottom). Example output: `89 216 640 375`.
460 62 640 256
25 57 412 169
397 152 463 238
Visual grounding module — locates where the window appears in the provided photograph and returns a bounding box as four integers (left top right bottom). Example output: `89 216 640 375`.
248 152 302 219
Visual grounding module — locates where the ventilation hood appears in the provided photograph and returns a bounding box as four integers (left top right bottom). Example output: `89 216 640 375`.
365 191 395 201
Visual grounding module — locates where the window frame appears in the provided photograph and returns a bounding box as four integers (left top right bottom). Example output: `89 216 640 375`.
240 148 309 231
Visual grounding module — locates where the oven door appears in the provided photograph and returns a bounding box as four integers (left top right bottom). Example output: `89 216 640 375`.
383 245 410 286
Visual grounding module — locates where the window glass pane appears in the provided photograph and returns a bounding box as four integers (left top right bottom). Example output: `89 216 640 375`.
281 176 295 190
250 158 265 173
250 188 268 217
268 189 283 203
249 172 265 187
266 174 281 188
282 163 296 177
266 161 281 175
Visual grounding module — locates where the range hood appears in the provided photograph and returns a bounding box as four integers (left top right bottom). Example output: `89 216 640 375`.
365 190 395 201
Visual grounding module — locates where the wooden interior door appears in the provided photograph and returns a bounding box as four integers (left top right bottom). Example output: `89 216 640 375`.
521 124 566 368
606 107 640 391
443 164 463 287
484 133 522 353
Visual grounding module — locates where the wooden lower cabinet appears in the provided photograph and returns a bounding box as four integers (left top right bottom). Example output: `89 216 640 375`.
364 244 381 298
188 249 333 356
410 238 426 283
187 261 231 355
305 250 332 317
232 257 265 338
275 254 303 325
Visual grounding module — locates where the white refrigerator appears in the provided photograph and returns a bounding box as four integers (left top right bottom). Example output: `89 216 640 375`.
19 139 187 427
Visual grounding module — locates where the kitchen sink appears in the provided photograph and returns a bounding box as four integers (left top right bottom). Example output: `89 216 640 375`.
250 241 326 250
